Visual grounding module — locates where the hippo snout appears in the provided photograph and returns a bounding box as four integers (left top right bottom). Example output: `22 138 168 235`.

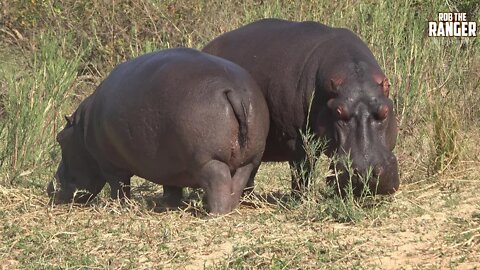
328 153 399 195
47 180 72 204
47 179 88 204
368 157 399 194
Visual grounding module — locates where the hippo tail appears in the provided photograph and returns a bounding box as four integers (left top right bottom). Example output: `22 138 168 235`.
225 90 248 148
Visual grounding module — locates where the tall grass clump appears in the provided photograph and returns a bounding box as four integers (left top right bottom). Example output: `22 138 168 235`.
289 125 389 224
287 92 387 223
322 155 391 224
288 92 327 199
0 33 84 187
429 99 461 175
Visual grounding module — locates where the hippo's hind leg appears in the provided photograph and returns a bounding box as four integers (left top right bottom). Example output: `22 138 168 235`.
242 165 260 197
199 160 232 214
163 185 183 207
231 164 255 206
198 160 251 214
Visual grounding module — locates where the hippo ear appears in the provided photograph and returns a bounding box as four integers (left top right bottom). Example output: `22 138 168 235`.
381 78 390 97
65 115 74 126
330 79 337 91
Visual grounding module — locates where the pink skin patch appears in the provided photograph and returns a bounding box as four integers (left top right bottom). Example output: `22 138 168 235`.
372 73 390 97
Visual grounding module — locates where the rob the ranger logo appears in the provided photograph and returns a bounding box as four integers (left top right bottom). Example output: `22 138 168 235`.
428 12 477 37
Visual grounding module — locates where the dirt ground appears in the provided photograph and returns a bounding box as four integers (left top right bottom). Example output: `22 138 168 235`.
1 160 479 269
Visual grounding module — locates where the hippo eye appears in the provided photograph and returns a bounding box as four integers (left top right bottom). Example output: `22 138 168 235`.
375 104 389 121
327 99 350 122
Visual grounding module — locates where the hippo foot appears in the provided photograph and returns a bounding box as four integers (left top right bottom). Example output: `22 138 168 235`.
162 186 183 208
241 185 255 199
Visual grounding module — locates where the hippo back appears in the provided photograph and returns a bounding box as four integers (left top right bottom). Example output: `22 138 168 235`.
84 48 269 184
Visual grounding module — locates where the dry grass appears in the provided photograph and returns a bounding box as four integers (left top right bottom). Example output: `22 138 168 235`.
1 145 480 269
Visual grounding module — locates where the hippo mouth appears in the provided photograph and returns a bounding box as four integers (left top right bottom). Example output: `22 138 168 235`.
327 157 399 196
48 159 98 204
47 179 75 204
47 178 95 204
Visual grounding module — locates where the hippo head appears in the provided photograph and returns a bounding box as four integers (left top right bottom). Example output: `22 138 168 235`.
47 115 103 204
314 66 399 195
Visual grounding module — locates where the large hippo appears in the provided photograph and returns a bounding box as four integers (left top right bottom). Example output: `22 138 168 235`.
203 19 399 195
47 48 269 214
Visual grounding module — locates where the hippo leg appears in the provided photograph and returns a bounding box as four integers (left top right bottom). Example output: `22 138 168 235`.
47 180 76 204
242 165 260 196
163 185 183 207
199 160 236 214
109 178 131 200
72 179 107 203
230 164 255 208
289 157 315 197
288 136 318 197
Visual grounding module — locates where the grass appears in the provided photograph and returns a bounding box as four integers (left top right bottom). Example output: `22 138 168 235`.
1 169 479 269
1 0 479 268
0 33 84 188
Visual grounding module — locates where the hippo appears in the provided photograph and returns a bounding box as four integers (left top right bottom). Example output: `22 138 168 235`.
47 48 269 214
203 19 399 195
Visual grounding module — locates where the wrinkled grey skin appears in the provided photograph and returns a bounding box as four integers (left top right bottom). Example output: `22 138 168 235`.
47 48 269 214
203 19 399 195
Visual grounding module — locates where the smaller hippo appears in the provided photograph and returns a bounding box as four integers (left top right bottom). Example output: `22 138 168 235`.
47 48 269 214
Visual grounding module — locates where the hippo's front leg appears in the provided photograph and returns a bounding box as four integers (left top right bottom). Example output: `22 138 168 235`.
162 185 183 207
109 178 131 200
289 137 316 196
290 157 318 197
